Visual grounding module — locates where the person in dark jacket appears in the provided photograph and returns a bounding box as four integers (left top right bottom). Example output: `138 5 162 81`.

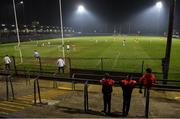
120 75 137 116
100 73 115 115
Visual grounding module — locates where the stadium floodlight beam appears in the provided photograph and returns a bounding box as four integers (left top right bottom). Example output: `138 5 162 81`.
2 24 5 27
155 1 163 35
20 1 24 4
77 5 85 13
156 1 163 9
58 0 65 61
12 0 23 63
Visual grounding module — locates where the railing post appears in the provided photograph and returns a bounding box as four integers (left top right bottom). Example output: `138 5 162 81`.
9 76 15 100
34 80 37 105
37 79 42 103
6 76 9 101
25 71 31 86
86 83 89 110
145 88 150 118
84 80 89 112
72 78 75 91
39 57 42 72
12 56 17 75
68 57 72 74
53 72 57 88
72 74 76 90
33 76 41 105
53 78 58 88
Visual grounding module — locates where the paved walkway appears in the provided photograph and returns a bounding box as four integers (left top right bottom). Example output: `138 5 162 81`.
0 79 179 118
0 89 68 115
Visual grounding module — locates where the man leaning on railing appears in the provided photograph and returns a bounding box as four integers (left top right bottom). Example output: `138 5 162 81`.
139 68 157 93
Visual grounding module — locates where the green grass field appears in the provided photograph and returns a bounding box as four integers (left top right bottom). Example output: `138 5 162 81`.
0 36 180 79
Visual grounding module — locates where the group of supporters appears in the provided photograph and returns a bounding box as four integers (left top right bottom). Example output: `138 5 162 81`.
100 68 156 116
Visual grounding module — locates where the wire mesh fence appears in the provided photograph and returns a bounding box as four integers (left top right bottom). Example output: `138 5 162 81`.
1 56 179 80
0 56 162 72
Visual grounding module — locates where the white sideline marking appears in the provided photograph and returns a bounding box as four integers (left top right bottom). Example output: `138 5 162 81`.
112 51 121 69
95 43 116 69
95 59 102 68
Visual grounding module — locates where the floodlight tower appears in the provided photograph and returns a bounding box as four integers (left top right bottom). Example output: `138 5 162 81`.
163 0 176 84
12 0 23 63
58 0 65 60
156 1 163 35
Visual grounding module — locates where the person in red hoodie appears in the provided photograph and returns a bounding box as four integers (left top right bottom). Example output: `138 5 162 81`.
120 75 137 116
139 68 156 93
100 73 115 115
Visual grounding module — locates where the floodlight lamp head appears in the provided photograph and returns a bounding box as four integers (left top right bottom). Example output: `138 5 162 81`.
156 1 162 9
77 5 85 13
20 1 24 4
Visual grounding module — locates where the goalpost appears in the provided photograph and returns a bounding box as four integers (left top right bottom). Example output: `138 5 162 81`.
12 0 23 63
58 0 65 62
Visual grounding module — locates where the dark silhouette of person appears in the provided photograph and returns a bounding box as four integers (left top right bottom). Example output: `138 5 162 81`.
100 73 115 115
120 75 137 116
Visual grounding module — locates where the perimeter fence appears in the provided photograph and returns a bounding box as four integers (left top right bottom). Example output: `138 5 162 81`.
0 56 178 80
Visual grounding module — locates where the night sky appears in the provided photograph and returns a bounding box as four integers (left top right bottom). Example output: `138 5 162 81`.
0 0 180 33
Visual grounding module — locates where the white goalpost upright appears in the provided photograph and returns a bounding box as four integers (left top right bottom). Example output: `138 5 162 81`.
59 0 65 62
12 0 23 63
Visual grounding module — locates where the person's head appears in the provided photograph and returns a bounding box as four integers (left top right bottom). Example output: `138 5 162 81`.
126 74 132 80
34 50 37 52
104 73 111 79
146 68 152 73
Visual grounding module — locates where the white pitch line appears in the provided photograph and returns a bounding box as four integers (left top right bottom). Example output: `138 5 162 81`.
95 42 113 68
112 50 121 69
95 59 102 68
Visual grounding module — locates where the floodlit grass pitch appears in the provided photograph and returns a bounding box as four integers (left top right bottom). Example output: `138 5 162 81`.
0 36 180 79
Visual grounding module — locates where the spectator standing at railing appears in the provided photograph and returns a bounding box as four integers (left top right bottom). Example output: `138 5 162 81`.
3 55 11 70
33 50 40 61
57 57 65 73
139 68 157 93
100 73 115 115
139 68 156 118
120 75 137 116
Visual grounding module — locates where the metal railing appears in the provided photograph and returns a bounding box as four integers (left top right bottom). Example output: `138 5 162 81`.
33 75 42 105
53 72 58 88
84 80 89 112
0 71 180 117
24 70 31 86
5 73 15 101
0 56 163 75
